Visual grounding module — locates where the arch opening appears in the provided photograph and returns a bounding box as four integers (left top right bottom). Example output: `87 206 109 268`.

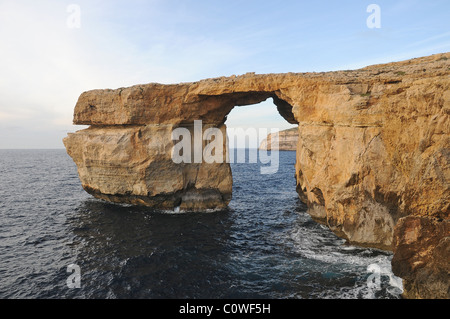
217 92 298 127
223 97 298 202
225 97 297 150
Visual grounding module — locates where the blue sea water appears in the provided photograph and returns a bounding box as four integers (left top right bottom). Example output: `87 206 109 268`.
0 149 402 299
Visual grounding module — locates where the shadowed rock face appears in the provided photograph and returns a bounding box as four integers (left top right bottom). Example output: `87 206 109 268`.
392 217 449 299
64 53 450 298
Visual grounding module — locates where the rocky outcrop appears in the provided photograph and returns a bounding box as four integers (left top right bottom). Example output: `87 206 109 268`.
64 52 450 298
392 216 449 299
259 127 298 151
64 124 232 210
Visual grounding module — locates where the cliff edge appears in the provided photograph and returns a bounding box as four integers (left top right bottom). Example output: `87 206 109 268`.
259 127 298 151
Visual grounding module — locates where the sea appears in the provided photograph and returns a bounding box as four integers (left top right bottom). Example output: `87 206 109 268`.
0 149 403 299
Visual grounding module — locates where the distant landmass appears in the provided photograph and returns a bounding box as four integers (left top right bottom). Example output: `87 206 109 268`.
259 127 298 151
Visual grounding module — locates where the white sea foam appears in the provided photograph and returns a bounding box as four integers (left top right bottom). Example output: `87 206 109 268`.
289 221 403 299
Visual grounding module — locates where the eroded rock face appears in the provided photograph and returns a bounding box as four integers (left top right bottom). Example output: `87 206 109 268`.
392 217 449 299
64 124 232 210
64 53 450 298
259 127 298 151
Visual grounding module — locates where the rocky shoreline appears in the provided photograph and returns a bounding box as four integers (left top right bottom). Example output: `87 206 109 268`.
64 53 450 298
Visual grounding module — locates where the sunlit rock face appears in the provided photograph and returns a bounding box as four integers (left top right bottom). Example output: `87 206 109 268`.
259 128 298 151
64 53 450 298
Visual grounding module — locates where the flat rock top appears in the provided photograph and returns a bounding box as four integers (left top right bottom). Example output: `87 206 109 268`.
113 52 450 90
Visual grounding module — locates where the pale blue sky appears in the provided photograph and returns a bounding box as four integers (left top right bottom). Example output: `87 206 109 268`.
0 0 449 148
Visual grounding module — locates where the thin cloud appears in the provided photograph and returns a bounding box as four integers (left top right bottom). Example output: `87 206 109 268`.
406 31 450 48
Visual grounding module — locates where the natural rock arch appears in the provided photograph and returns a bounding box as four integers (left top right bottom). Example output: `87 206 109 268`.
64 53 450 298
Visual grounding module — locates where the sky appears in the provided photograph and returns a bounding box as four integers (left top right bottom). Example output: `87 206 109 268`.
0 0 449 149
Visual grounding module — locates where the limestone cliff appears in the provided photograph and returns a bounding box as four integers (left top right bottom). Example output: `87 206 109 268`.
64 53 450 298
259 127 298 151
